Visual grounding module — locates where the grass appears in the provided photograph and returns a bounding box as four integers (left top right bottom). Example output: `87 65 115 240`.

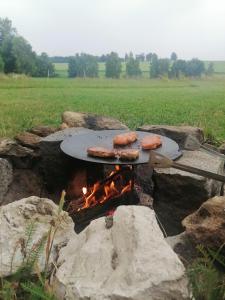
0 74 225 142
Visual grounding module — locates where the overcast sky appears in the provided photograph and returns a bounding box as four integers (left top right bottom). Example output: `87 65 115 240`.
1 0 225 60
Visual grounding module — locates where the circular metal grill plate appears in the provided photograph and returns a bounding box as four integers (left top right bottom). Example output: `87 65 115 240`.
60 130 182 165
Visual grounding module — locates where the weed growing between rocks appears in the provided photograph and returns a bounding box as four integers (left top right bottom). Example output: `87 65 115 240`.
0 191 66 300
188 244 225 300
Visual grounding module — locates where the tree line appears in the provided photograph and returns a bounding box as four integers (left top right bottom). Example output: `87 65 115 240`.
68 51 214 79
0 17 214 79
0 18 55 77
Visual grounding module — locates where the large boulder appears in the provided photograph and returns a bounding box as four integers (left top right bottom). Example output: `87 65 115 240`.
53 206 189 300
62 111 128 130
153 150 224 235
137 125 204 149
0 158 13 204
182 196 225 250
0 196 74 277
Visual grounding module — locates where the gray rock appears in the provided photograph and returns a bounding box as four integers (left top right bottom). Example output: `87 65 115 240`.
137 125 204 148
62 111 128 130
2 169 59 206
39 128 91 192
53 206 189 300
136 164 154 195
0 158 13 204
182 196 225 250
153 150 224 235
0 196 75 277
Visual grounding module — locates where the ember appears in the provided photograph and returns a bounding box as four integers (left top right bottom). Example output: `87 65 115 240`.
67 165 133 214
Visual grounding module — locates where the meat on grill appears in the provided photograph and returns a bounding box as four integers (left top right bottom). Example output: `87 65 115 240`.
113 131 138 146
87 147 116 158
118 149 139 161
141 135 162 150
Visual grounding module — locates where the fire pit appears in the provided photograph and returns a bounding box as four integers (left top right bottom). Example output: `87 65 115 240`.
60 130 182 232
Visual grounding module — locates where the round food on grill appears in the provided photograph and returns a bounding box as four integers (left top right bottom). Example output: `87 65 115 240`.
113 131 138 146
87 147 116 158
141 135 162 150
118 149 139 161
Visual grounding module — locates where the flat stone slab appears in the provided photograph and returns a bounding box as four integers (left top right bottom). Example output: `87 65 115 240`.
137 125 204 149
153 150 224 235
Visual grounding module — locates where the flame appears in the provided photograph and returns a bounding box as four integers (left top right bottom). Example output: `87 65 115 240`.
82 187 87 195
71 165 132 212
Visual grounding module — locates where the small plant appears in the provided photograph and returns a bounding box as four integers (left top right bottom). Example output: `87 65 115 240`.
187 244 225 300
0 191 66 300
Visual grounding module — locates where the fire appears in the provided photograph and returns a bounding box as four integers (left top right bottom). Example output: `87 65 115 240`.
68 165 133 214
82 187 87 195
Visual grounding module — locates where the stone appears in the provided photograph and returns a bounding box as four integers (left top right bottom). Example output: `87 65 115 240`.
219 143 225 155
53 206 189 300
166 232 198 266
62 111 128 130
0 196 75 277
2 169 59 206
39 128 92 192
137 124 204 149
136 164 154 195
153 150 224 236
0 138 34 157
0 158 13 204
59 122 69 130
15 132 41 149
29 125 58 137
182 196 225 250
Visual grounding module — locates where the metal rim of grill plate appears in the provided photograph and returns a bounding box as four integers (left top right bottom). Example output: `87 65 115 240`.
60 130 182 165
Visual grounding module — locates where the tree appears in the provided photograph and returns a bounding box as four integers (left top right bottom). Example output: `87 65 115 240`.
126 55 142 77
105 52 121 78
205 62 214 76
146 53 153 62
0 35 16 73
68 53 98 78
135 53 145 62
0 54 4 72
158 58 169 76
150 53 159 78
0 17 16 47
34 53 55 77
12 36 36 75
170 52 177 61
185 58 205 77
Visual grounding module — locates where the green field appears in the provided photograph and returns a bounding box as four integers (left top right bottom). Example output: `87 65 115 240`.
0 75 225 143
54 61 225 78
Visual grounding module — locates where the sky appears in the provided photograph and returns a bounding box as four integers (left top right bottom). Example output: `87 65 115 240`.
0 0 225 60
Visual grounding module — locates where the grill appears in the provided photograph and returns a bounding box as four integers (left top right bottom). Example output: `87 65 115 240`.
60 130 182 232
60 130 182 164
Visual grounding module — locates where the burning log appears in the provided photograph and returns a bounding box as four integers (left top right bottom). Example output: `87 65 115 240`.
67 166 134 214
